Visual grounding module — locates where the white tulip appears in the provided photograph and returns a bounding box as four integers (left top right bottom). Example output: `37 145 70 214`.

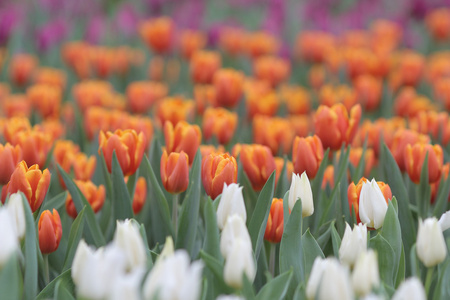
7 193 26 240
288 172 314 217
392 277 426 300
339 222 367 266
223 238 256 289
114 220 146 270
439 210 450 232
360 294 384 300
416 217 447 267
0 208 19 267
216 183 246 230
359 179 388 229
306 257 327 300
143 250 203 300
351 250 380 296
220 214 252 258
216 295 245 300
107 268 145 300
156 236 174 264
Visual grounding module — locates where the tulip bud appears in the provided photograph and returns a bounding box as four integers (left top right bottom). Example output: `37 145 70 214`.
213 69 244 108
351 250 380 296
157 236 175 264
288 172 314 217
264 198 284 243
220 215 252 258
223 238 256 289
0 143 22 185
65 180 106 218
132 177 147 215
359 179 389 229
216 183 246 230
240 144 276 191
38 209 62 254
114 220 147 270
164 121 201 165
439 210 450 232
202 107 238 145
6 193 26 240
0 208 19 266
392 277 426 300
292 135 324 179
405 143 443 184
202 154 238 200
339 223 367 266
160 150 190 194
416 217 447 267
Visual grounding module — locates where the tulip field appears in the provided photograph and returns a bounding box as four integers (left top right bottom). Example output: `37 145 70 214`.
2 0 450 299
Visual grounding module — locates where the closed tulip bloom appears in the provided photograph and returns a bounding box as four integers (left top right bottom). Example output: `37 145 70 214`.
0 208 20 267
405 143 443 184
9 54 38 86
359 179 389 229
38 209 62 254
220 214 252 258
223 238 256 289
6 193 26 240
2 161 51 212
216 184 246 230
13 129 53 168
99 129 146 176
253 115 295 155
132 177 147 215
390 129 430 171
288 172 314 217
160 150 189 194
65 180 106 218
339 223 367 266
392 277 426 300
114 220 146 270
416 217 447 267
164 121 201 165
264 198 284 243
202 107 238 145
213 69 244 108
27 84 62 119
126 81 168 114
0 143 23 185
439 210 450 232
240 144 276 191
292 135 324 179
139 17 175 54
156 97 195 127
72 153 97 182
190 50 221 84
351 250 380 296
253 55 290 87
202 153 238 200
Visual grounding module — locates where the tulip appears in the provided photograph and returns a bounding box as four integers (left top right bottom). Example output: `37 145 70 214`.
296 31 335 63
2 117 31 144
359 179 389 229
288 172 314 217
160 150 189 194
34 67 67 90
6 193 26 240
322 165 335 189
318 84 358 110
13 129 53 168
351 250 380 296
223 238 256 289
216 295 245 300
202 153 238 200
65 180 106 218
190 50 221 84
220 215 252 258
156 97 195 127
274 157 294 184
213 69 244 108
390 129 430 171
0 143 23 185
72 153 97 182
99 129 146 176
245 31 279 59
416 217 447 267
405 143 443 184
143 250 203 300
3 94 31 118
240 144 276 191
247 91 280 118
0 208 19 266
2 161 51 212
199 145 225 158
339 223 367 266
9 54 38 86
253 115 295 155
219 27 246 56
439 210 450 232
253 55 290 87
157 236 175 264
132 177 147 215
392 277 426 300
281 85 311 115
38 209 62 254
109 268 145 300
27 84 62 119
202 107 238 145
292 135 324 179
194 84 216 114
126 81 168 114
114 220 146 270
179 30 206 59
139 17 175 54
164 121 201 165
216 184 246 230
354 75 382 111
264 198 284 243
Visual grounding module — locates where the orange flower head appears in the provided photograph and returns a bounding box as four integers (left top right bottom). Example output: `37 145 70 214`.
319 84 358 111
390 129 430 171
2 117 31 144
354 74 382 111
370 19 402 53
213 69 244 108
164 121 201 165
426 52 450 83
122 115 154 148
342 47 378 79
27 84 62 119
160 150 189 194
0 82 10 101
34 67 67 90
405 143 444 184
434 77 450 110
396 51 425 87
98 129 146 176
426 8 450 41
409 111 450 147
314 104 362 150
274 157 294 184
347 177 392 224
38 209 62 254
132 177 147 215
1 161 51 212
253 115 295 155
240 144 276 191
88 46 117 78
73 153 97 182
9 54 38 86
194 84 216 114
295 31 335 63
350 147 376 177
264 198 284 243
156 97 195 127
65 180 106 218
13 129 53 168
53 140 80 172
139 17 175 54
0 143 23 185
322 165 335 189
2 94 31 118
200 145 225 158
292 135 324 179
219 27 246 56
190 50 222 84
61 41 91 79
126 81 168 114
247 91 280 118
280 85 311 115
72 80 114 113
148 56 164 81
179 29 207 59
289 115 312 138
245 31 280 59
309 65 326 90
253 55 290 87
202 107 238 145
202 153 238 200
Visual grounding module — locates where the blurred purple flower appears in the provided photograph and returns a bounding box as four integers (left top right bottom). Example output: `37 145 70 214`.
0 5 24 46
172 0 204 30
36 18 69 52
115 3 141 37
84 15 106 44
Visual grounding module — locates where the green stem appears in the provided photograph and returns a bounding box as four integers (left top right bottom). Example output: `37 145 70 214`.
172 194 179 239
44 255 49 285
269 243 276 276
424 267 434 296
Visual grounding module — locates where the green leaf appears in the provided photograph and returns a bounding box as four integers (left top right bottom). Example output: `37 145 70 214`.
58 165 106 247
369 234 396 286
311 148 330 231
176 151 201 256
98 151 113 238
395 245 406 288
330 223 342 258
203 197 222 261
433 173 450 217
256 270 293 300
0 254 23 300
409 244 421 278
36 269 73 300
54 279 75 300
199 251 233 294
352 140 367 183
417 152 431 218
62 207 86 271
274 157 289 198
21 193 38 300
39 191 67 215
248 172 275 259
111 151 134 221
242 274 256 300
434 251 450 300
302 229 325 277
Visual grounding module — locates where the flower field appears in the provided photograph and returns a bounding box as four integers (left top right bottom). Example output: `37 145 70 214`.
1 1 450 299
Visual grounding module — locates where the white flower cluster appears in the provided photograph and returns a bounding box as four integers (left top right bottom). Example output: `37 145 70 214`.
0 193 25 267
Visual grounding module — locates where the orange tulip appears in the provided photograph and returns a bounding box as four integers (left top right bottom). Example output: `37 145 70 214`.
199 145 225 158
253 115 295 155
194 85 216 114
139 17 175 54
156 97 195 127
274 157 293 184
213 69 244 108
0 143 23 185
309 65 326 90
247 91 280 118
314 104 362 150
13 129 53 168
88 46 116 78
245 31 280 59
354 74 382 111
132 177 147 214
1 117 31 144
179 30 207 59
434 77 450 111
409 111 450 147
72 153 97 182
190 50 221 84
98 129 146 176
289 115 312 138
33 67 67 90
405 143 443 184
65 180 106 218
264 198 284 243
1 161 51 212
292 135 324 179
425 8 450 41
38 209 62 254
280 85 311 115
126 81 168 114
395 50 425 87
164 121 201 165
2 94 31 118
390 129 430 171
347 177 392 224
295 31 335 63
9 54 38 86
124 115 154 148
319 85 358 111
322 165 335 189
160 150 189 194
219 27 246 56
240 144 276 191
350 148 376 178
202 107 238 145
53 139 80 172
148 56 164 81
61 41 91 79
72 80 114 113
253 56 290 87
27 84 62 119
202 153 238 200
394 87 437 118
